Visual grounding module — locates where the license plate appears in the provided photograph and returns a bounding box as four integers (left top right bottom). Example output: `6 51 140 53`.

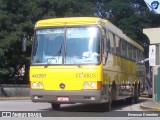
57 97 69 102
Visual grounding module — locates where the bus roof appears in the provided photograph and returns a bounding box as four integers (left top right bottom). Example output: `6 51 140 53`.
35 17 143 51
35 17 100 27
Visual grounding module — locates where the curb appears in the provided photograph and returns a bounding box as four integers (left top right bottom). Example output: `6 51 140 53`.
140 103 160 111
0 84 30 97
0 97 30 101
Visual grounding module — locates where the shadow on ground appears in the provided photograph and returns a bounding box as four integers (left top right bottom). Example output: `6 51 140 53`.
41 97 149 113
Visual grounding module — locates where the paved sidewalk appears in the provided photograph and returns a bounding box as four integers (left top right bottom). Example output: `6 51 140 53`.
0 97 30 101
140 100 160 111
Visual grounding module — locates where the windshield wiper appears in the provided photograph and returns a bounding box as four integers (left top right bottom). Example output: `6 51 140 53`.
65 52 82 68
44 42 63 68
72 58 82 68
44 57 57 68
58 41 63 57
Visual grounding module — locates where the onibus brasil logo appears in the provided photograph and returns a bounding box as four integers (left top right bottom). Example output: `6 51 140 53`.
144 0 160 14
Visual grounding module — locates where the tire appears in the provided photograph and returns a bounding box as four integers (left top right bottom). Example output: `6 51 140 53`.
138 83 141 97
51 103 60 110
126 85 138 104
126 96 137 104
111 81 117 100
101 97 112 112
133 85 139 104
148 94 153 98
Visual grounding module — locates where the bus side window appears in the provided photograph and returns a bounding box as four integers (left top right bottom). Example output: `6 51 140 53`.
108 32 115 54
137 49 140 61
140 51 144 61
115 35 120 55
105 32 110 53
102 38 107 64
120 40 127 57
103 38 107 53
106 39 111 53
102 28 107 53
102 33 109 65
128 43 133 59
133 46 137 61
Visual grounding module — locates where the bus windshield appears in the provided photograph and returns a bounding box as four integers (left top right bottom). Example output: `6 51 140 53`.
31 26 101 65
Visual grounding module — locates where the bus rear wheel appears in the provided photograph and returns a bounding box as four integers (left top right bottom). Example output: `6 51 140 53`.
51 103 60 110
126 85 138 104
127 96 138 104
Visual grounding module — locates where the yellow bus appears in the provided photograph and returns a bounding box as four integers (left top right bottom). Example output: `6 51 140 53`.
30 17 146 111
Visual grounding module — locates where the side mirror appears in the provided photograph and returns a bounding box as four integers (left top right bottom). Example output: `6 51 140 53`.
102 28 106 37
31 36 34 42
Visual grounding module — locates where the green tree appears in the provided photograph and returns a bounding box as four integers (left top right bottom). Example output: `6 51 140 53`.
93 0 160 57
0 0 95 84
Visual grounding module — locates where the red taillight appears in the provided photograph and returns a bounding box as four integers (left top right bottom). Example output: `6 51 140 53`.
97 81 102 89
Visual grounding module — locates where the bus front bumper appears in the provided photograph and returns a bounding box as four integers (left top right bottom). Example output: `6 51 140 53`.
30 89 105 104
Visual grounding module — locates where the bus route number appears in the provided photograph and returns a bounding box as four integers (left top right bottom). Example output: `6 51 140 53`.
32 74 46 78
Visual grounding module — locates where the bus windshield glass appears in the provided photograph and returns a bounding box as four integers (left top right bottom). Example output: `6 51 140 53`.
31 26 101 65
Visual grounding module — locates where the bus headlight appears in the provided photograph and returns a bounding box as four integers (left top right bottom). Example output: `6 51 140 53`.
32 82 37 88
84 82 89 89
83 81 102 90
31 82 43 89
37 82 43 89
91 82 96 89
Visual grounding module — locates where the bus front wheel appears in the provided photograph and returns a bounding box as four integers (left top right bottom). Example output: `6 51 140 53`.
101 97 112 112
51 103 60 110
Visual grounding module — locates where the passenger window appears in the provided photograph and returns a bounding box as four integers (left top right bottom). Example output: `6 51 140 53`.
137 50 140 61
121 40 127 57
108 32 115 54
140 51 144 61
115 36 120 55
128 43 133 59
133 47 137 61
103 31 110 53
103 38 107 53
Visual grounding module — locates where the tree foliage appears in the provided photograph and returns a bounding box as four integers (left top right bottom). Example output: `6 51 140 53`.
0 0 159 84
0 0 95 84
93 0 160 56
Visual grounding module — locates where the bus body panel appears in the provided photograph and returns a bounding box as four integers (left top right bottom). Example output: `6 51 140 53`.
30 65 102 91
30 89 103 104
30 65 111 104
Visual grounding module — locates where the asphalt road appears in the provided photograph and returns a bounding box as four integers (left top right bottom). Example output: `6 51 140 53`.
0 96 159 120
0 96 149 111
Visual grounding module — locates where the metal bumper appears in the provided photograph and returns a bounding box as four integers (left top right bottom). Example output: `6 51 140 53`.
30 89 104 104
